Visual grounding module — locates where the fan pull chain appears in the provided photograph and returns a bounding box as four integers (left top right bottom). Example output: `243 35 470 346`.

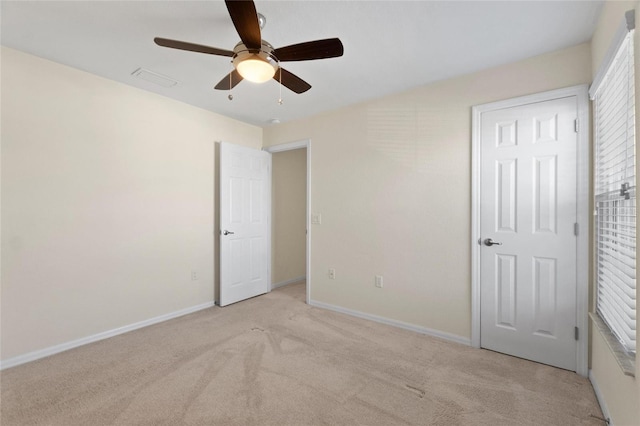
278 69 283 105
228 61 233 101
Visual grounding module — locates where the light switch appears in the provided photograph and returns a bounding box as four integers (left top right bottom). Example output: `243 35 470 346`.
375 275 383 288
311 213 322 225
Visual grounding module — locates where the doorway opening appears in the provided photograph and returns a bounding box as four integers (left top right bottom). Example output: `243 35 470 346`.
266 140 311 304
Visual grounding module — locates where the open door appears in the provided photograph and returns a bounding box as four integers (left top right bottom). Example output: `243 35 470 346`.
219 142 271 307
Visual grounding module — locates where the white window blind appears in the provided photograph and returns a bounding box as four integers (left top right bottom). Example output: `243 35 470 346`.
593 27 636 354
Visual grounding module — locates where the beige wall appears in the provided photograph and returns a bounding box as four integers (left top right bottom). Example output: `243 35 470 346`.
0 47 262 361
589 2 640 425
271 149 307 285
264 42 592 340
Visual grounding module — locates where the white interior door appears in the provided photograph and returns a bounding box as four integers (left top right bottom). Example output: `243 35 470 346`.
479 96 578 371
219 142 271 307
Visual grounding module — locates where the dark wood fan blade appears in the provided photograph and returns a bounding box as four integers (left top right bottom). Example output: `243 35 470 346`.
214 70 244 90
273 68 311 94
225 0 261 50
274 38 344 62
154 37 234 57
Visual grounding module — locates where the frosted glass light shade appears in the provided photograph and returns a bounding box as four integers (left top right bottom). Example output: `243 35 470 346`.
237 58 276 83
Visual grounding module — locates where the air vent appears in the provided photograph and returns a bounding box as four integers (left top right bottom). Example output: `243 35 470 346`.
131 68 178 88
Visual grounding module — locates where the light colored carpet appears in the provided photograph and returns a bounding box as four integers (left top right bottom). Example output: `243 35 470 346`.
1 282 603 425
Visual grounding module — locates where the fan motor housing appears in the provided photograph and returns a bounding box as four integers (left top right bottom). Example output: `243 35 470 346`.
232 41 278 68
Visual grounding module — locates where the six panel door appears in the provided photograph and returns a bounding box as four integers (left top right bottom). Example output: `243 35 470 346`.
220 142 271 307
480 96 578 371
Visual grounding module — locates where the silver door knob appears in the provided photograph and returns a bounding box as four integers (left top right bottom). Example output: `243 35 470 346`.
484 238 502 246
222 230 235 235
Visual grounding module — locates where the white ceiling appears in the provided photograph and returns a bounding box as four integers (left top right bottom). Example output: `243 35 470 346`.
1 1 603 127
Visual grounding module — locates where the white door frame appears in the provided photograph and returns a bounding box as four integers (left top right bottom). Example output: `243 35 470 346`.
471 85 590 376
264 139 312 305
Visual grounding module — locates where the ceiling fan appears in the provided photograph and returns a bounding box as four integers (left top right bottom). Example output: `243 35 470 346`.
154 0 344 94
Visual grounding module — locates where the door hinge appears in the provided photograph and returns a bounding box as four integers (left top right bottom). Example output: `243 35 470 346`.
574 222 579 236
574 119 579 133
575 326 579 341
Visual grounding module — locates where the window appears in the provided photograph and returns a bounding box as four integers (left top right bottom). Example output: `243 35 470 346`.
591 14 636 355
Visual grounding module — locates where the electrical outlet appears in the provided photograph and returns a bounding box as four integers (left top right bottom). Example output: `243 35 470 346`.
328 268 336 280
191 270 199 281
375 275 383 288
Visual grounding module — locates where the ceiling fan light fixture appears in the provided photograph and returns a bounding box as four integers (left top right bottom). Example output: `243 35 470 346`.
236 56 276 83
155 1 343 94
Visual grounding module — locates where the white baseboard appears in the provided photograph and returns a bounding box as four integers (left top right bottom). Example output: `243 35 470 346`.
589 369 612 425
0 301 216 370
271 275 306 290
309 299 471 346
